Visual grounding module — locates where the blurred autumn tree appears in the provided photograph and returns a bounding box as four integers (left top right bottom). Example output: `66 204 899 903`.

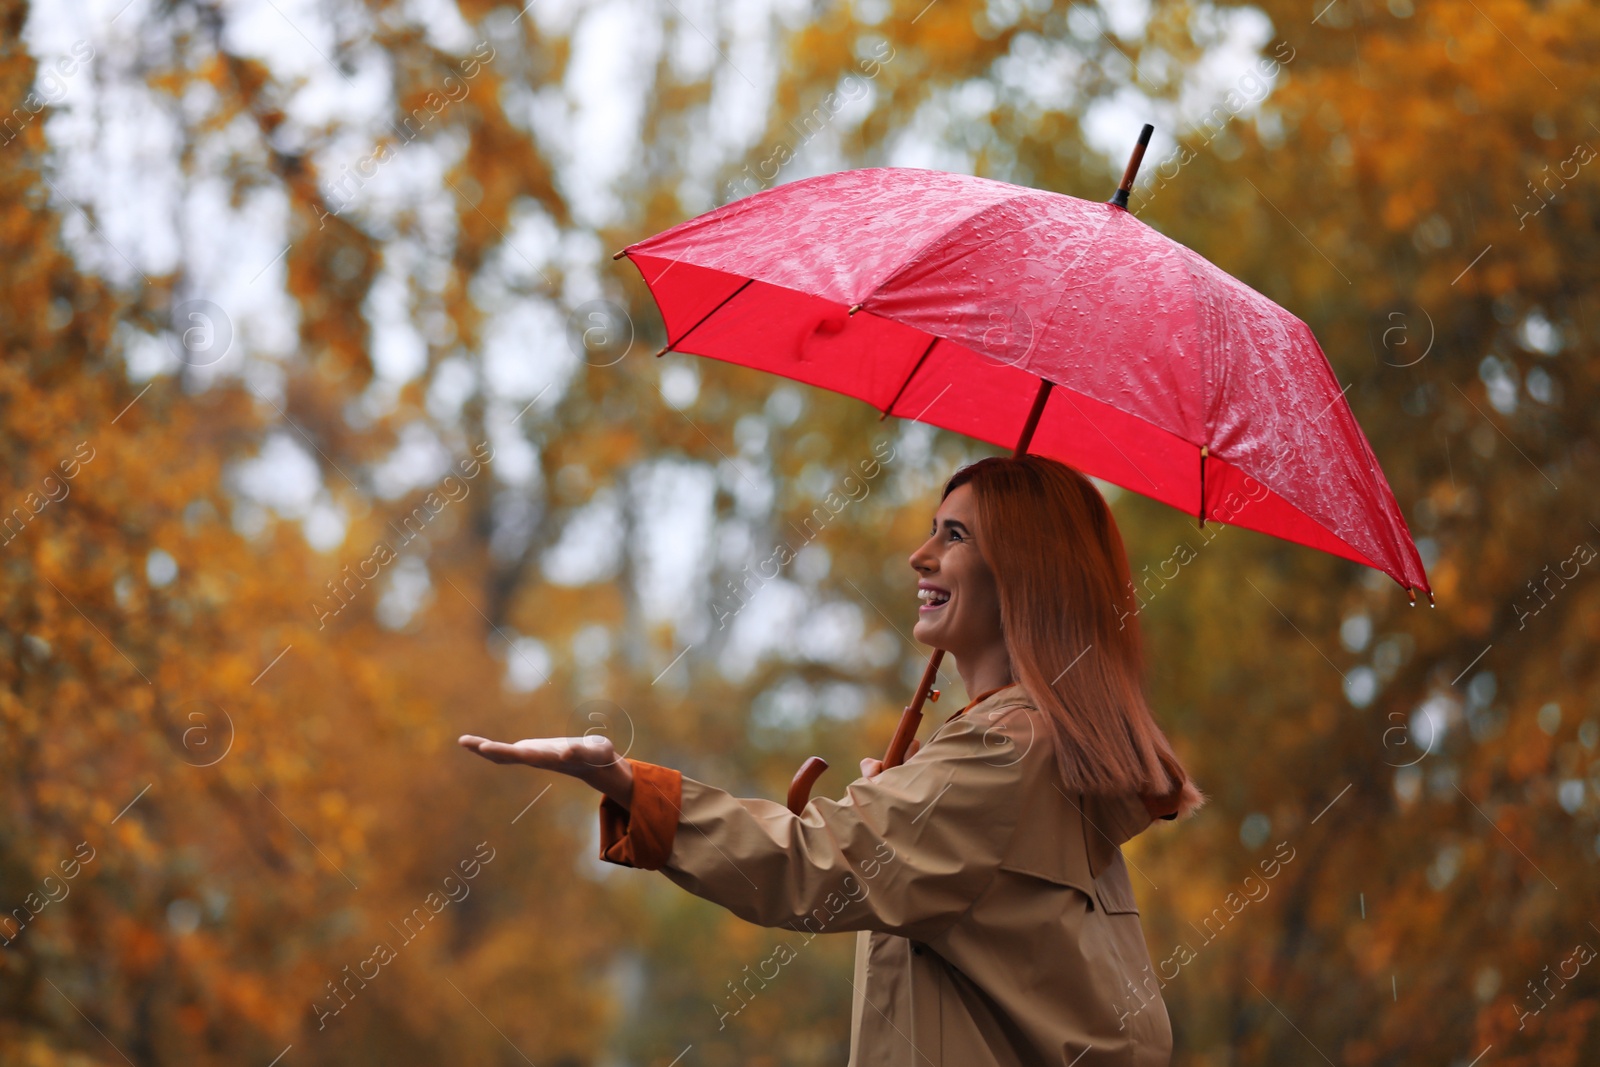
1 0 1596 1065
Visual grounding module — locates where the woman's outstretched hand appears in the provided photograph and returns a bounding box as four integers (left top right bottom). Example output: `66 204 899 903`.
860 739 920 779
458 734 634 809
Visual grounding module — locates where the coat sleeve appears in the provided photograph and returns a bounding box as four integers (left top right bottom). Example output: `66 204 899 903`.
597 701 1040 941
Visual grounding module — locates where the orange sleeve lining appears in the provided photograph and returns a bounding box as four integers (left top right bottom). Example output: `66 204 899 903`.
597 759 683 871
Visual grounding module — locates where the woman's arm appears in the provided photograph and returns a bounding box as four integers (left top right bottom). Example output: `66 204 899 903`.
461 701 1041 940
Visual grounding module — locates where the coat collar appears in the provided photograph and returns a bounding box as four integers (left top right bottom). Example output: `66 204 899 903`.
943 682 1025 724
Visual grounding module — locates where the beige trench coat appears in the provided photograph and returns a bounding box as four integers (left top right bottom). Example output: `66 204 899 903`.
598 683 1182 1066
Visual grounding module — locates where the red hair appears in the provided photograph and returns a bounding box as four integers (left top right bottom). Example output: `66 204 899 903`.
944 456 1205 819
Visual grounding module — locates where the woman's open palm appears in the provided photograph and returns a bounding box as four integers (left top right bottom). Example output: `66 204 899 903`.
458 733 634 807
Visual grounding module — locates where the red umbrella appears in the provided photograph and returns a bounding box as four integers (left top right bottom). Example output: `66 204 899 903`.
615 128 1431 811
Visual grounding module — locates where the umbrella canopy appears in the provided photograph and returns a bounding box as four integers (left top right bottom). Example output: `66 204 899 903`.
617 167 1430 598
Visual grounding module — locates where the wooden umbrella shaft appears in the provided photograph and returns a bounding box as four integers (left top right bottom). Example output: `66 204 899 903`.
882 649 945 769
1015 379 1053 455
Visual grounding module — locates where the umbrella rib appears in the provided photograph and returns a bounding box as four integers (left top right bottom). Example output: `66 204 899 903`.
877 335 940 420
654 277 755 356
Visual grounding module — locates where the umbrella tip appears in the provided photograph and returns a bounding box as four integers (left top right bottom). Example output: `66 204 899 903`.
1427 589 1435 607
612 248 629 260
1406 587 1417 606
1109 123 1156 209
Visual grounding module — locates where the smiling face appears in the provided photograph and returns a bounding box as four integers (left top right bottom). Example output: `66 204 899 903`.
909 483 1007 663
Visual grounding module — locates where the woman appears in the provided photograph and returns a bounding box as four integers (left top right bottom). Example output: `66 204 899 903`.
460 454 1204 1065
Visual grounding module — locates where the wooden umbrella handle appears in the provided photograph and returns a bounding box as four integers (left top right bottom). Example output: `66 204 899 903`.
786 757 828 816
785 649 945 815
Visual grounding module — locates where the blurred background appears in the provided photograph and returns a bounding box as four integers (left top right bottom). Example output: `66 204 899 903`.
2 0 1597 1063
